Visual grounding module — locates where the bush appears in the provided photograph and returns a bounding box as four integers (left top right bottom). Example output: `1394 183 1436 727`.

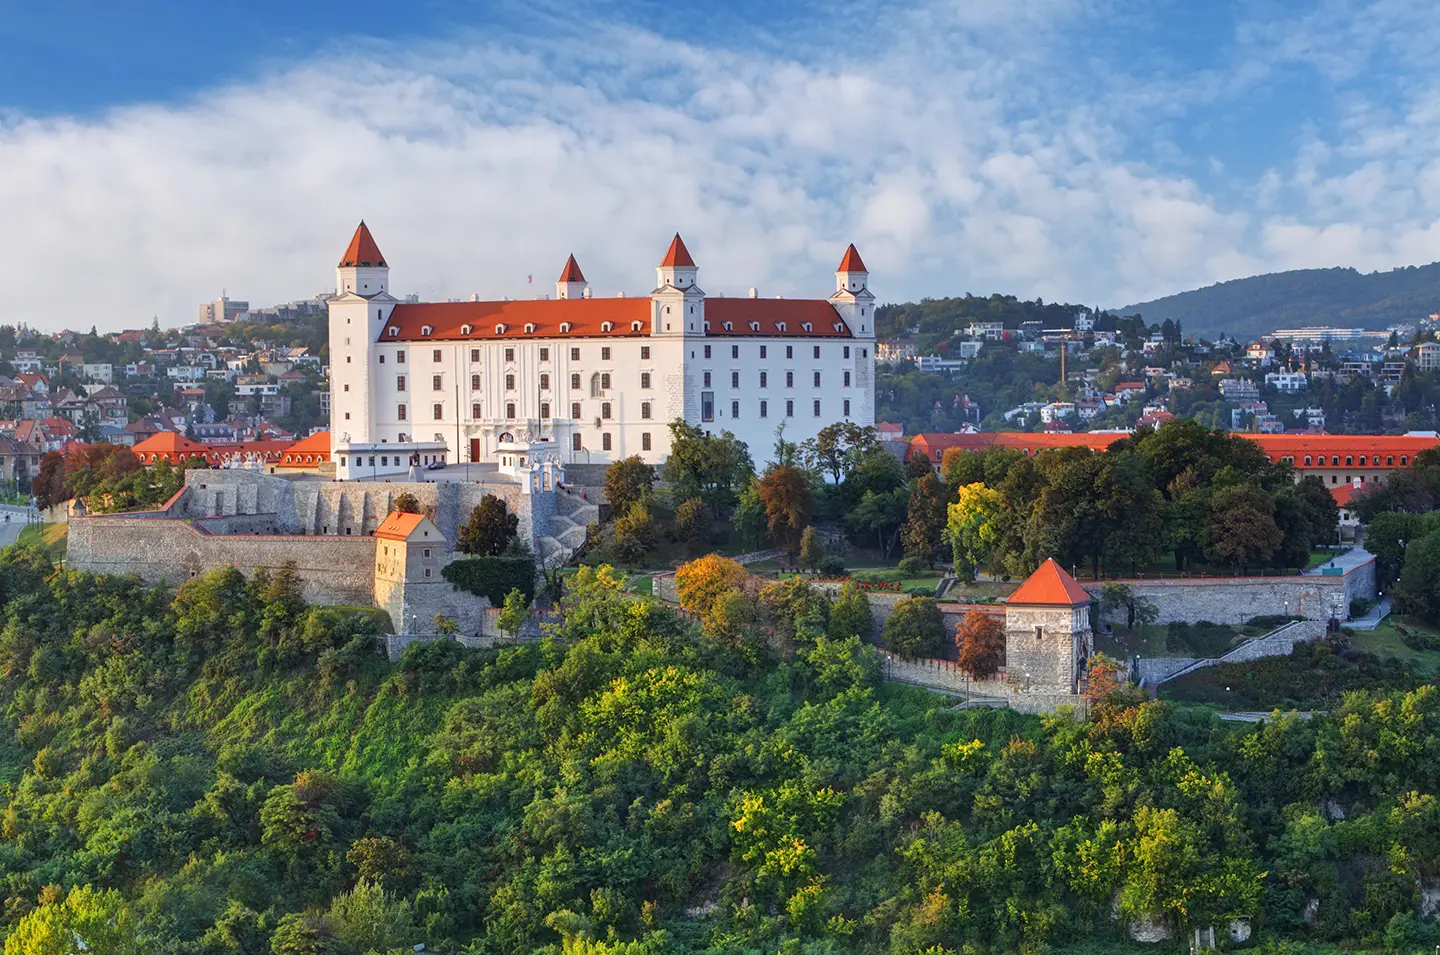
897 556 927 575
442 557 536 606
1349 597 1373 618
882 595 945 660
1246 614 1302 629
816 554 847 576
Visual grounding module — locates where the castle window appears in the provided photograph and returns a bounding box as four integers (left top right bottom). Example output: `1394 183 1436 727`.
786 400 794 417
495 324 507 335
504 347 515 363
388 326 399 336
641 372 651 389
602 347 611 361
461 324 473 335
601 402 612 419
397 351 405 363
540 347 549 361
540 373 550 390
433 404 443 420
472 403 481 418
1388 455 1394 465
590 373 601 397
631 321 643 332
813 371 821 387
573 433 582 451
724 322 733 332
704 345 711 359
1403 456 1409 465
343 384 349 392
560 323 572 334
471 374 481 390
571 402 581 418
844 346 850 358
601 322 613 333
506 403 516 419
423 548 431 558
524 323 535 334
641 346 650 360
703 321 710 331
641 401 651 419
601 373 612 390
642 432 651 451
786 371 794 388
760 400 768 418
1346 455 1353 466
1304 455 1311 465
701 391 714 422
425 568 431 578
541 402 551 419
843 398 850 416
760 371 768 388
760 345 767 358
505 374 515 390
703 372 712 387
813 399 821 416
1359 455 1367 466
568 373 580 390
398 404 407 420
379 355 385 364
431 349 441 363
731 400 739 418
1035 626 1043 641
731 371 739 388
432 375 443 391
812 344 819 356
602 433 612 451
844 371 851 387
786 345 794 359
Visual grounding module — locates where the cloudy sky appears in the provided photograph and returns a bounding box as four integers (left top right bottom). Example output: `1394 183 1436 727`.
2 0 1439 331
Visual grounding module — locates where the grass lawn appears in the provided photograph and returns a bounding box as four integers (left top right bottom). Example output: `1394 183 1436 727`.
17 522 67 560
1350 615 1440 676
1096 621 1257 661
627 575 654 596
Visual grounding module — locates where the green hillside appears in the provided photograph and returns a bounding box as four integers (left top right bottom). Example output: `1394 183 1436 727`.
1117 262 1440 339
2 547 1440 952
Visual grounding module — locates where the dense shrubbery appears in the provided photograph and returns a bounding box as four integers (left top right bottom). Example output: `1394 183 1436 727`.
1161 640 1419 710
3 546 1440 952
440 556 535 606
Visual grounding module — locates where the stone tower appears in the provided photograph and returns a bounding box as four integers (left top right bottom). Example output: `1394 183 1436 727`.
1003 559 1094 694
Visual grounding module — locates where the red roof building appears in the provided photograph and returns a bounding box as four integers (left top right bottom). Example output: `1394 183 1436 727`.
276 431 332 468
1007 558 1093 606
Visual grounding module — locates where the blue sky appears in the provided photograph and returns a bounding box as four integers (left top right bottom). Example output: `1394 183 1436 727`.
2 0 1439 329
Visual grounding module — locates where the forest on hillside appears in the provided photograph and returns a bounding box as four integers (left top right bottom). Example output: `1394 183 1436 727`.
1117 263 1440 339
2 546 1440 953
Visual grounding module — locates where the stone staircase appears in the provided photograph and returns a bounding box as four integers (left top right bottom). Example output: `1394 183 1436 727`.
536 489 600 564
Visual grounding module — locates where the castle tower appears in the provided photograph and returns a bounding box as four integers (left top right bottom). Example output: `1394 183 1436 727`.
1002 558 1094 694
651 233 704 337
829 243 876 339
329 221 398 452
556 254 588 300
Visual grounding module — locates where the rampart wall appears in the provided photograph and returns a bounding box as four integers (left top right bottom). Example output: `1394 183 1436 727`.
1089 566 1374 625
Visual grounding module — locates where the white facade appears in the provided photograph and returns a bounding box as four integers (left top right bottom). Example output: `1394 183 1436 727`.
1265 371 1308 394
327 225 875 473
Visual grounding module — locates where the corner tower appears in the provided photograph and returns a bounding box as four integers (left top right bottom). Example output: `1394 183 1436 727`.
1002 558 1094 694
556 255 588 300
829 243 875 340
329 221 398 453
651 234 704 337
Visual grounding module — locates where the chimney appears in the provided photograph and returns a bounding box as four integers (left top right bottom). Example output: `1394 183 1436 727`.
582 287 592 299
748 287 758 298
617 291 626 298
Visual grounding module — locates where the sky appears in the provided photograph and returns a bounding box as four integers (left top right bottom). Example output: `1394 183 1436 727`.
2 0 1440 331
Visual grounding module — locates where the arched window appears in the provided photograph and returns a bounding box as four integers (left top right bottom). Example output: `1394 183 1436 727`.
590 373 601 397
1387 455 1394 466
1359 455 1367 466
505 374 515 390
1346 455 1353 466
1304 455 1312 465
1402 455 1409 465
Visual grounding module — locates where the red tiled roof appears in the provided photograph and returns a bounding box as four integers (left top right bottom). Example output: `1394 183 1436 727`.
1331 483 1359 507
383 298 651 341
277 431 332 467
131 431 210 461
838 243 867 272
660 233 695 268
705 298 852 337
339 221 386 268
558 255 585 283
375 512 426 541
1007 558 1092 606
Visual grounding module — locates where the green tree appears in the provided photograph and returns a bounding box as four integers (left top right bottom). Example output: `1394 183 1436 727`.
604 456 655 521
902 471 946 566
882 595 945 660
1399 529 1440 623
4 885 141 955
944 482 1005 580
664 420 753 516
672 496 710 549
458 493 519 556
1208 484 1283 573
497 587 530 640
392 491 422 514
798 526 824 570
849 488 907 559
827 581 873 641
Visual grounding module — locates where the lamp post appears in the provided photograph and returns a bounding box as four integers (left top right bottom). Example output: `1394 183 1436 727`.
1226 685 1232 713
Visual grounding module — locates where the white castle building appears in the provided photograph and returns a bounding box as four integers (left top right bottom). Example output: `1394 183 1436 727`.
327 223 876 478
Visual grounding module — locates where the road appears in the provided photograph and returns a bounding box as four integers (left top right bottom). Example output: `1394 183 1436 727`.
0 507 38 548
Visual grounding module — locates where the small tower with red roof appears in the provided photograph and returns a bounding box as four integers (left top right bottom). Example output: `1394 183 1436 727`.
336 220 390 298
1003 558 1095 694
829 243 876 339
555 255 589 301
329 221 399 453
651 233 704 338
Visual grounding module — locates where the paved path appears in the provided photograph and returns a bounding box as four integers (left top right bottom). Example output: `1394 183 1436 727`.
0 508 34 548
1302 546 1373 576
1347 596 1392 630
1219 711 1317 723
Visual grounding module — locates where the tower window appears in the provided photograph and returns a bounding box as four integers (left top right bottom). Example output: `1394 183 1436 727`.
785 400 794 417
641 372 651 389
397 404 407 420
843 399 850 416
540 347 549 361
540 373 550 390
813 371 821 387
432 350 442 362
732 345 739 358
760 345 767 359
433 404 443 420
571 402 581 418
760 400 768 418
731 400 739 418
844 371 851 387
731 371 739 388
642 432 651 451
844 346 850 359
641 346 650 360
786 371 794 388
786 346 793 359
813 399 821 416
641 402 651 419
471 402 481 418
813 345 820 359
602 347 611 361
506 403 516 419
541 402 551 419
704 345 712 359
471 374 480 390
505 374 515 390
572 433 582 451
397 350 406 363
602 433 612 451
432 375 442 391
601 373 612 390
505 348 515 362
703 372 712 387
701 392 715 422
760 372 767 388
602 402 612 419
470 349 480 362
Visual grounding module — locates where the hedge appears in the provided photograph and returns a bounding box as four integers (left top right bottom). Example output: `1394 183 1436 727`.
442 557 536 606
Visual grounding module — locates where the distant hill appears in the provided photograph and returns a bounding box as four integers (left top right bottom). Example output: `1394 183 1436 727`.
1117 262 1440 340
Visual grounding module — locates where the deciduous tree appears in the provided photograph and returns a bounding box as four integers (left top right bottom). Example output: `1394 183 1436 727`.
883 595 945 660
674 554 749 622
757 466 812 558
902 471 946 566
955 609 1004 679
944 482 1005 580
603 456 655 520
458 494 519 556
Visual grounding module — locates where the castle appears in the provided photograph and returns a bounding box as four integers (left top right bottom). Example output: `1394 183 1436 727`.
327 224 877 477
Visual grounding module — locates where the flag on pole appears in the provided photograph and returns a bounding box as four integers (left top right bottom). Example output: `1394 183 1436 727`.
528 274 533 284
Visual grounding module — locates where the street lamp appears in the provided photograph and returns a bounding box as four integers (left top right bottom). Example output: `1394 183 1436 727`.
1226 685 1232 713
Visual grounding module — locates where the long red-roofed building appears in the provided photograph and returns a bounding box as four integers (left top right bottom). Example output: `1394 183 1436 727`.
908 428 1440 490
326 222 877 479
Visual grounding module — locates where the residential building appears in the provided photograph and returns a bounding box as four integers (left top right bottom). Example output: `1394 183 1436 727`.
1265 372 1308 394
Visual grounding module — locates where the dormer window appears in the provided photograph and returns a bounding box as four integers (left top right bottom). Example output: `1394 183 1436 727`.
777 322 787 333
749 322 760 332
420 325 433 336
524 323 536 334
560 322 571 333
601 321 613 333
723 321 733 331
461 324 473 335
802 322 812 332
495 324 507 335
630 321 643 332
704 321 711 331
833 323 844 332
388 326 399 337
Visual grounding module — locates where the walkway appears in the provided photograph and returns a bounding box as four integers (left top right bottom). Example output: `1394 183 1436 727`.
1302 546 1373 576
1347 595 1392 630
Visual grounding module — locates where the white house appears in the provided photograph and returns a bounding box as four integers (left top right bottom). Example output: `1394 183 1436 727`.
327 223 876 478
1265 372 1308 394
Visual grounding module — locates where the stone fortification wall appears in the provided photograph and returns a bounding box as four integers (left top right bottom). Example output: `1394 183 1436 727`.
879 652 1087 716
191 514 282 535
67 516 376 606
383 608 560 661
1085 563 1375 625
1148 619 1327 686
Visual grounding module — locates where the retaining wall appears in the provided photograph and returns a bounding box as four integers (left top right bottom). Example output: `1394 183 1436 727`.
1086 563 1375 625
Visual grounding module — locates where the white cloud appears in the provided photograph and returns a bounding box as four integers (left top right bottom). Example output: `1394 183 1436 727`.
2 0 1440 329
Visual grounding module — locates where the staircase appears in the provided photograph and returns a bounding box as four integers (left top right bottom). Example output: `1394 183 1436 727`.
536 489 599 564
